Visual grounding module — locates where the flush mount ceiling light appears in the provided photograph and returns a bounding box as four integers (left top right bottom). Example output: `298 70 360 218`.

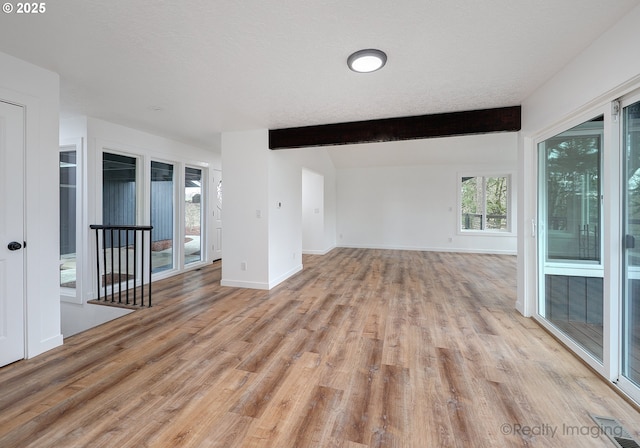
347 49 387 73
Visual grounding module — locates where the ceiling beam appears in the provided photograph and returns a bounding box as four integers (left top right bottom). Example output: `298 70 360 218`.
269 106 521 150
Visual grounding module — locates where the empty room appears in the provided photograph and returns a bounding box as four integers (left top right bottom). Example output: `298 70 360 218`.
2 1 640 447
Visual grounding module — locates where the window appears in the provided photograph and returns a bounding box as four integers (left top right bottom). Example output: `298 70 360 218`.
460 175 509 232
102 152 138 283
103 152 137 227
60 148 77 289
542 126 601 261
101 150 209 276
185 167 203 265
150 161 175 273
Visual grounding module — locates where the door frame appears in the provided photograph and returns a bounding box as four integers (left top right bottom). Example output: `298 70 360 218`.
0 80 63 360
530 89 640 403
213 168 222 261
533 104 614 380
617 90 640 404
0 98 26 366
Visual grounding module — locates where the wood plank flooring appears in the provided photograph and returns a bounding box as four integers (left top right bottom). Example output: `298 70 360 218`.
1 248 639 447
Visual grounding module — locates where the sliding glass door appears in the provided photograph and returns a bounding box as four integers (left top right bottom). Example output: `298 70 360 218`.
622 99 640 392
535 93 640 403
538 116 604 363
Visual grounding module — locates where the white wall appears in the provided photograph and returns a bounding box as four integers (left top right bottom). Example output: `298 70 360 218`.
60 303 132 337
221 130 337 289
0 51 63 357
518 4 640 315
221 129 270 288
268 150 303 286
521 5 640 136
336 133 518 254
60 116 220 337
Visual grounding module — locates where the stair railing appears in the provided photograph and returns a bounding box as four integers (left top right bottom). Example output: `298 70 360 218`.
90 224 153 307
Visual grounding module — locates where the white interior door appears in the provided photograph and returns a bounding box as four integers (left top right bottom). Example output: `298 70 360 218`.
213 169 222 261
0 100 25 367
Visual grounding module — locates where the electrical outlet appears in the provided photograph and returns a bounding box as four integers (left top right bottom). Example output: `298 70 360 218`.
240 261 247 271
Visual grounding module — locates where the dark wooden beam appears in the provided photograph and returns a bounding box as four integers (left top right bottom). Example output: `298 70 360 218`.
269 106 521 149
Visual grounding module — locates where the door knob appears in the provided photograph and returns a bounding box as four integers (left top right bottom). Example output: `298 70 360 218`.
7 241 22 251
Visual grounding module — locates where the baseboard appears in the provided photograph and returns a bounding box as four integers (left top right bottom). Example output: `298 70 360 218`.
302 245 336 256
268 264 303 289
337 244 516 256
27 333 64 359
220 279 270 290
220 264 303 290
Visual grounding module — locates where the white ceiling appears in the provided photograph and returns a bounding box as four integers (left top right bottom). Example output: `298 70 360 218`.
0 0 638 150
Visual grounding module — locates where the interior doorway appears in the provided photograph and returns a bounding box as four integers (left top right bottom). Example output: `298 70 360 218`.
302 169 325 254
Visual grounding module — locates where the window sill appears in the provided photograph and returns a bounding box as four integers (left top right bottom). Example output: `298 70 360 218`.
457 230 515 237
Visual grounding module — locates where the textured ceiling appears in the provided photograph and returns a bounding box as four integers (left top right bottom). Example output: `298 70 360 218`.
0 0 638 149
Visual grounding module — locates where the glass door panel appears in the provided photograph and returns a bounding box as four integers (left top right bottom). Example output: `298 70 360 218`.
185 167 203 265
538 116 604 362
103 152 138 288
623 100 640 386
60 149 77 288
103 152 137 227
151 161 175 273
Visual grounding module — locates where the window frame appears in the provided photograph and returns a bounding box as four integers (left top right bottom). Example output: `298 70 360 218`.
538 121 604 266
150 158 177 274
97 145 210 284
59 138 83 304
184 165 204 266
457 172 513 235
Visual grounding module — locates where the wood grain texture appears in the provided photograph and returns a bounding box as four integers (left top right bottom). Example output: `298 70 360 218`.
269 107 521 149
1 249 639 447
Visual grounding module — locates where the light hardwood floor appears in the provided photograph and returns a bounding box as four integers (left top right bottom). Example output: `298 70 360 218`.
1 248 639 447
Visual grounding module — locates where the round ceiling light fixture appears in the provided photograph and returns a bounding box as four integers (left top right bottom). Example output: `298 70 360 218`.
347 49 387 73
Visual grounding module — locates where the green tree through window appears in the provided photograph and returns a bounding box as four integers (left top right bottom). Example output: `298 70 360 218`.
461 175 509 231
